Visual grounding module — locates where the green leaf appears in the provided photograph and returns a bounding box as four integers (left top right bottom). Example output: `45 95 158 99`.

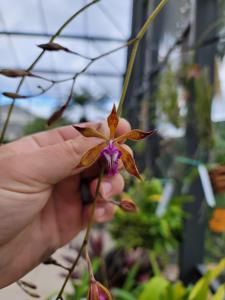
188 259 225 300
206 258 225 282
171 282 186 300
188 278 209 300
212 285 225 300
139 276 169 300
112 288 136 300
122 263 140 291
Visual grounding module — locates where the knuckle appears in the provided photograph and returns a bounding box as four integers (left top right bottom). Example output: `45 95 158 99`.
61 139 83 159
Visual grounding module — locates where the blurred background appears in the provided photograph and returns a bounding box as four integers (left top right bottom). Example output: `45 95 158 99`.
1 0 225 299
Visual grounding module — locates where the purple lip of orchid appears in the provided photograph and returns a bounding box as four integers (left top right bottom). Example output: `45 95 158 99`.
99 293 107 300
100 141 122 176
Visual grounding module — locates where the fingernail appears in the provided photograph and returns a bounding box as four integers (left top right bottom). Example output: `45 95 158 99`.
95 207 106 219
101 182 112 198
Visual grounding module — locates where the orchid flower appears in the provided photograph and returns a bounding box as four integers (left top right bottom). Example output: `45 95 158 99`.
74 105 155 179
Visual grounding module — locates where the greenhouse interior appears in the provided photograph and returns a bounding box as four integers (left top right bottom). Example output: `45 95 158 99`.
0 0 225 299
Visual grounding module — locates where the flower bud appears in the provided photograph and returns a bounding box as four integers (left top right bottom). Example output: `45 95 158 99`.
38 42 69 52
47 105 66 126
119 198 138 213
88 280 112 300
0 69 32 78
3 92 27 99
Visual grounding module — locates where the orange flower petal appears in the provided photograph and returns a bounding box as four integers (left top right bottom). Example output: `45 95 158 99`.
73 126 107 140
115 129 156 143
77 142 107 168
116 144 142 180
107 104 119 139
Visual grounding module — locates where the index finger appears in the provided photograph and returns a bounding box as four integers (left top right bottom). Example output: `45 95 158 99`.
0 118 131 157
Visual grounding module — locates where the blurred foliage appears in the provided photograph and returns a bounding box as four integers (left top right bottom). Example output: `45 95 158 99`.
109 178 186 256
71 89 107 107
155 65 182 128
155 63 213 153
112 258 225 300
71 89 92 106
206 229 225 262
47 257 225 300
23 117 70 135
206 195 225 262
179 64 213 153
138 260 225 300
193 69 213 150
206 121 225 263
212 122 225 164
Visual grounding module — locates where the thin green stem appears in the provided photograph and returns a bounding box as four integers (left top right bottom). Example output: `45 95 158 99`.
117 0 168 116
56 167 104 299
0 0 100 144
149 251 161 276
84 245 95 280
117 42 139 117
0 99 16 143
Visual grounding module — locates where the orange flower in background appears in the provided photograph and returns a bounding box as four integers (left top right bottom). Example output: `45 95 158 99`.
74 104 155 179
209 208 225 233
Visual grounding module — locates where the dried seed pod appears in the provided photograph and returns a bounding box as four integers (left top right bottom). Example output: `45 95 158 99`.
47 105 66 126
19 280 37 290
38 42 69 52
2 92 27 99
17 280 40 298
0 69 32 78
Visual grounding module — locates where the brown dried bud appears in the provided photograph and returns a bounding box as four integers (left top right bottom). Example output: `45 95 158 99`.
47 105 66 126
38 42 69 52
88 280 112 300
119 198 138 213
17 280 40 298
2 92 27 99
19 280 37 290
0 69 33 78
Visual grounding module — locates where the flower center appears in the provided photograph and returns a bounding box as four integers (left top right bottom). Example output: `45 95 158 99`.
101 141 122 176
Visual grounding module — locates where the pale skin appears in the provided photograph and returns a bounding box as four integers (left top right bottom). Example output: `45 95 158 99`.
0 118 131 288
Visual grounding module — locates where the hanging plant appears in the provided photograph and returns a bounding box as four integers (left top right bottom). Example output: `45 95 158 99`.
155 64 183 128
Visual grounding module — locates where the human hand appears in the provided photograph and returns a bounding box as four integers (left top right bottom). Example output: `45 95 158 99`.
0 119 130 287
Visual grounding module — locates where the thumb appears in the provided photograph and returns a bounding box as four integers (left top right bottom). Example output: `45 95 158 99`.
4 136 100 185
